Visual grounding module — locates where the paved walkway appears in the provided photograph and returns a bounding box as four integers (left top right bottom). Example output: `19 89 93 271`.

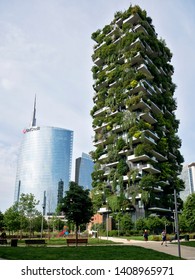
100 237 195 260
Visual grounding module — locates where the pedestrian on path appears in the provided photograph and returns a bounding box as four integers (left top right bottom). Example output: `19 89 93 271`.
161 229 167 246
143 229 148 241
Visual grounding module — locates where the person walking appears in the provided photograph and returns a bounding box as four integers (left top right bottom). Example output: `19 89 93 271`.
161 229 167 246
143 229 148 241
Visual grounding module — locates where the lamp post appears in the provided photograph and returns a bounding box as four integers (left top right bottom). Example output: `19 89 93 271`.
174 188 181 258
105 199 109 240
41 191 46 239
106 211 109 240
41 204 45 239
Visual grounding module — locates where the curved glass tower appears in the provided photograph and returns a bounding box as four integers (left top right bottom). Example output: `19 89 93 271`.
14 99 73 214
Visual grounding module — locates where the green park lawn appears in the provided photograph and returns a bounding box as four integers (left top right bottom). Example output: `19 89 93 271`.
0 245 182 260
0 237 184 260
0 237 194 260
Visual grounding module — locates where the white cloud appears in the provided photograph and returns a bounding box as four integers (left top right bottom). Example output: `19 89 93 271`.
0 0 195 212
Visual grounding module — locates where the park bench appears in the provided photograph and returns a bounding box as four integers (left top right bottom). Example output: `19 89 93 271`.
25 239 47 246
66 238 88 246
0 239 7 245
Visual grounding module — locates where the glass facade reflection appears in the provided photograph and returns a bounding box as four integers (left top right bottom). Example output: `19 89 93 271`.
75 153 94 190
14 126 73 214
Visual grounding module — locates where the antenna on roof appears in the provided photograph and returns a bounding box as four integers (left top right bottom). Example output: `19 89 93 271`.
31 95 36 127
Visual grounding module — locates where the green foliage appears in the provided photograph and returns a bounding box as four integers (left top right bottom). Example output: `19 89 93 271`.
139 174 156 190
145 216 165 234
134 143 153 156
181 194 195 232
117 159 129 175
135 217 147 230
107 195 121 212
3 204 21 232
60 182 94 235
90 4 184 219
31 214 47 232
91 187 104 212
120 213 134 231
0 211 4 230
91 29 101 42
130 79 138 88
18 193 40 217
0 245 182 260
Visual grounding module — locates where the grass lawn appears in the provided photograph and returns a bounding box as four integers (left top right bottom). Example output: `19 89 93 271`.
1 237 193 260
177 241 195 247
0 245 182 260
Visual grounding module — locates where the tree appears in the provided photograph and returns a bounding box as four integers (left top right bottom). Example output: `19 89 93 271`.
31 214 47 234
59 181 93 245
0 211 4 231
17 193 40 237
135 217 147 231
4 204 21 233
181 193 195 232
120 213 134 231
146 216 165 234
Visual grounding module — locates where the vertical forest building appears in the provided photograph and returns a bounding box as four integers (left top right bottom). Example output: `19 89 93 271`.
90 5 184 220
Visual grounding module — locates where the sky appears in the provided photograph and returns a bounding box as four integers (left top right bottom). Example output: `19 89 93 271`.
0 0 194 213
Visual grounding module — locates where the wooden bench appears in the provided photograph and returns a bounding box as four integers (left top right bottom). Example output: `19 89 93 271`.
25 239 47 246
0 239 7 245
66 238 88 246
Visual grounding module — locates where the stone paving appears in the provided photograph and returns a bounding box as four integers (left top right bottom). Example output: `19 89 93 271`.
100 237 195 260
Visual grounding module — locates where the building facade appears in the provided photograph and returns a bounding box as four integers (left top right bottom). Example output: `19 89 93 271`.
75 153 94 190
14 100 73 214
90 5 184 219
180 163 195 201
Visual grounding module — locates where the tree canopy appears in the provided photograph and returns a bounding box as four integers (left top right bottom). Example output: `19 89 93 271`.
180 193 195 232
59 181 93 243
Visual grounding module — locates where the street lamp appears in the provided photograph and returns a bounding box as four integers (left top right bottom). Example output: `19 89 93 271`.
106 211 109 240
174 188 181 258
41 191 46 239
41 204 45 238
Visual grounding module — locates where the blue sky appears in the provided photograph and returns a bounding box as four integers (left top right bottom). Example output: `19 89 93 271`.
0 0 194 212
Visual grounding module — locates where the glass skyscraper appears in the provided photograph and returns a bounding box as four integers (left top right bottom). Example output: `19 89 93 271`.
75 153 94 190
14 99 73 214
180 163 195 201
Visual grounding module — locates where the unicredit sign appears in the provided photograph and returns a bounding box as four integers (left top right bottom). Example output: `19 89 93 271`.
23 127 40 134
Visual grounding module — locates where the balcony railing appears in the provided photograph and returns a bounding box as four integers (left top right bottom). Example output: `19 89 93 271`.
132 134 156 145
142 163 161 174
139 112 157 124
149 101 162 114
115 17 123 27
137 64 153 79
152 150 167 161
94 80 108 91
123 13 141 25
130 51 144 65
128 154 151 162
144 129 159 140
94 57 103 66
93 122 108 132
130 98 151 111
153 187 163 193
134 24 148 35
128 38 145 51
93 106 109 117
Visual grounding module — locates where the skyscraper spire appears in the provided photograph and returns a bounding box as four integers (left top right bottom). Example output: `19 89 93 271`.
31 95 36 127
